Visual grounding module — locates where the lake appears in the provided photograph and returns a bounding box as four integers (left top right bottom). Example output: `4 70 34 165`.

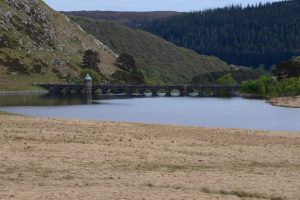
0 94 299 132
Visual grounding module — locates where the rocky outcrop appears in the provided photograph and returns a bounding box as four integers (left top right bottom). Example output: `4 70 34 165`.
0 0 117 78
0 34 9 47
3 0 55 47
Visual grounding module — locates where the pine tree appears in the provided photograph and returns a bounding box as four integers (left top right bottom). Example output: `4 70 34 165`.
142 0 300 68
116 53 137 72
82 49 101 72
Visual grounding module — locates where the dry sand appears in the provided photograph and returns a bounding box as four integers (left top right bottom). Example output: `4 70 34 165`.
0 114 300 200
269 96 300 108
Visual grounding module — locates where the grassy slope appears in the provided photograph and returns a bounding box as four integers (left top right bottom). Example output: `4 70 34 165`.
0 0 117 91
70 16 229 85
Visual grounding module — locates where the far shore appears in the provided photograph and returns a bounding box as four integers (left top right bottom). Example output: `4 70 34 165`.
0 113 299 200
0 90 48 96
269 96 300 108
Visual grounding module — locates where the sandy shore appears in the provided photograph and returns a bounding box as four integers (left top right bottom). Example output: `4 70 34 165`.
269 96 300 108
0 114 300 200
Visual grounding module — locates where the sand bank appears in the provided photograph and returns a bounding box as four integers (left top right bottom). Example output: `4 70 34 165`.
269 96 300 108
0 114 299 200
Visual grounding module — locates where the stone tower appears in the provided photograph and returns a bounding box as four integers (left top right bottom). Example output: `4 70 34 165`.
84 74 92 94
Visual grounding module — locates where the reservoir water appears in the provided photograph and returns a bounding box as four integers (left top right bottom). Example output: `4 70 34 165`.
0 95 299 132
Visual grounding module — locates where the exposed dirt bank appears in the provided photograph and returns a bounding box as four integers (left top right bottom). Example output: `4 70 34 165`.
0 115 299 200
269 96 300 108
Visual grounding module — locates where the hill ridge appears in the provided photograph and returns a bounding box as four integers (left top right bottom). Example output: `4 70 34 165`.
62 11 183 29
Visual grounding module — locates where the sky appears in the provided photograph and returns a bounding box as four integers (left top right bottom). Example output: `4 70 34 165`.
44 0 283 12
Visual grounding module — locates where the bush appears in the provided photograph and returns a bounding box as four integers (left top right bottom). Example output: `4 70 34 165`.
216 73 237 85
241 76 276 97
276 77 300 96
242 76 300 98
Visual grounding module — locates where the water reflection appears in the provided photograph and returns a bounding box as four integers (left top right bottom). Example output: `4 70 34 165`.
0 94 87 106
85 93 93 105
0 94 142 107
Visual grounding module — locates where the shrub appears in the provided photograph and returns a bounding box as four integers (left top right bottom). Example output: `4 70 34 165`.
216 73 237 85
242 76 300 98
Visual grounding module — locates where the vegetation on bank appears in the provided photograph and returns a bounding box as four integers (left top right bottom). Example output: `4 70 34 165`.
241 77 300 98
143 0 300 68
0 111 20 116
241 60 300 98
191 59 300 99
0 70 62 91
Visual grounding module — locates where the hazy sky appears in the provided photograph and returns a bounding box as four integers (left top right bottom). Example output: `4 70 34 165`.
44 0 282 12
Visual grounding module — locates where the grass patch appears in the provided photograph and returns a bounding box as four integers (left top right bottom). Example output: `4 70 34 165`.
0 73 62 91
0 111 18 116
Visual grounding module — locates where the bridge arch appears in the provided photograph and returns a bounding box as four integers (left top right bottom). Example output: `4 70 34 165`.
37 83 241 97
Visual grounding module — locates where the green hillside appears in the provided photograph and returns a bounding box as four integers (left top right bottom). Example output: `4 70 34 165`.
69 16 229 85
0 0 117 90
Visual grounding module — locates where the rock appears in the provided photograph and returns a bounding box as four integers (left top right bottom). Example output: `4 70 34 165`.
5 0 38 14
18 38 23 47
0 34 9 47
0 11 12 31
4 0 56 47
51 59 66 69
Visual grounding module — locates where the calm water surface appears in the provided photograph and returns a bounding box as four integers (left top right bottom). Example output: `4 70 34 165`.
0 95 299 132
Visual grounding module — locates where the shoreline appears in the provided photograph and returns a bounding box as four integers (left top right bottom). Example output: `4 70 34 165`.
269 96 300 108
1 111 299 133
0 90 49 96
0 114 299 199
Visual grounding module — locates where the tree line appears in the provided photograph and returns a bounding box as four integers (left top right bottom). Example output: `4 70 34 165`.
241 60 300 98
142 0 300 68
192 58 300 98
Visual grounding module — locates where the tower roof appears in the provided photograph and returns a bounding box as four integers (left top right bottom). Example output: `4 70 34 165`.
84 74 92 81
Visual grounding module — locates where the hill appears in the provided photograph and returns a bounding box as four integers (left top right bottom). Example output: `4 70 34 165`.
0 0 117 91
69 16 229 84
142 0 300 68
62 11 183 29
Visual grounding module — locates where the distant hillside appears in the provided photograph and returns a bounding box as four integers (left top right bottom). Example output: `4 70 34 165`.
0 0 117 90
62 11 183 29
143 0 300 68
69 16 229 84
